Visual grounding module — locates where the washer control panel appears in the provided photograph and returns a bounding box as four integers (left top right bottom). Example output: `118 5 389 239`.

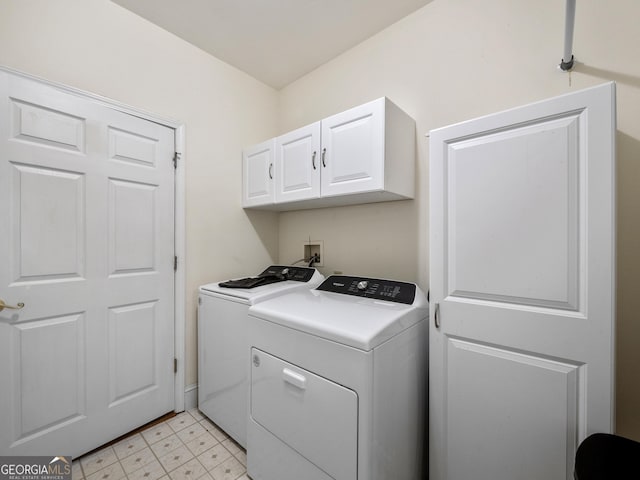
259 265 317 282
316 275 416 305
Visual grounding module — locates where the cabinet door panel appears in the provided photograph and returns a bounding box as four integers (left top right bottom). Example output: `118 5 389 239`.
275 123 320 203
321 99 384 197
243 139 275 207
429 83 615 480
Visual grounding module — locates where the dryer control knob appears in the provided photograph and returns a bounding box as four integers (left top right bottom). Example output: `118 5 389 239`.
357 281 368 290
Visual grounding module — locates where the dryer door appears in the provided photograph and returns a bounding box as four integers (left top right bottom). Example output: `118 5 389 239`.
251 348 358 480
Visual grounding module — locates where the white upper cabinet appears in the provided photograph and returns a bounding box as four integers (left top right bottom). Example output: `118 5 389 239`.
321 98 386 197
244 97 415 210
242 139 275 208
275 122 321 203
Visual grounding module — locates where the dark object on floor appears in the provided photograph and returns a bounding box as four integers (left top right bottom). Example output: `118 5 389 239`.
574 433 640 479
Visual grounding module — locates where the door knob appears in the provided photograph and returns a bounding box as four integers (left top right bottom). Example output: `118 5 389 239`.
0 299 24 313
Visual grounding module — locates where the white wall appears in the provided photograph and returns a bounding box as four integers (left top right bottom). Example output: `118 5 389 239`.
277 0 640 439
0 0 280 389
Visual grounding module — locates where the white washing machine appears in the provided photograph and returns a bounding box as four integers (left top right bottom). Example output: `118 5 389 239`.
247 275 428 480
197 265 324 448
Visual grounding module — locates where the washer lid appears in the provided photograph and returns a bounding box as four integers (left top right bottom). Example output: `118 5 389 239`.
248 285 428 351
200 266 324 304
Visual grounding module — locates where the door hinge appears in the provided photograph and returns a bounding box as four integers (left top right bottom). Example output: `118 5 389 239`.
173 152 181 169
174 256 178 271
174 358 178 374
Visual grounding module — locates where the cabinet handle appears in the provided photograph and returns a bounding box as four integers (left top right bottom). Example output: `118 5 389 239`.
312 151 317 170
268 163 273 179
321 148 326 168
434 302 440 329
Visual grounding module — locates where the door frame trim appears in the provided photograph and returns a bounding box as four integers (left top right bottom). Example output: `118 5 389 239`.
0 65 187 413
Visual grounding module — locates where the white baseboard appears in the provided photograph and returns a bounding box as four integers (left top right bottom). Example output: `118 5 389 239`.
183 383 198 411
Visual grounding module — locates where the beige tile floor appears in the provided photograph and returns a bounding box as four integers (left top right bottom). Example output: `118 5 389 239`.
72 409 248 480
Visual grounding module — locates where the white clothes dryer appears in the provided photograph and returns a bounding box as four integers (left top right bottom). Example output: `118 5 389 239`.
197 265 324 448
247 275 428 480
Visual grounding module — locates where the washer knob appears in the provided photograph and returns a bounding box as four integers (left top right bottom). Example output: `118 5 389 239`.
357 280 368 290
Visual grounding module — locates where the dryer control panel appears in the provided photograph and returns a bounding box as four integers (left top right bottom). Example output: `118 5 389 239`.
316 275 416 305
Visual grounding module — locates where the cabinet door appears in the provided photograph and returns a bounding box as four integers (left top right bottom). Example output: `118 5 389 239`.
275 122 321 203
429 83 615 480
243 139 275 207
320 98 384 197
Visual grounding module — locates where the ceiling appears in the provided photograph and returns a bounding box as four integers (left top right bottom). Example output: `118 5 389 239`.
111 0 432 89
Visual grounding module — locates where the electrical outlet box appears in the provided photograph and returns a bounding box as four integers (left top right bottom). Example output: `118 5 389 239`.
303 241 324 267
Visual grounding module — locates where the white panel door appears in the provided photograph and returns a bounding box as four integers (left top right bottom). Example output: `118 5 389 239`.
275 122 321 203
243 139 275 207
320 98 384 197
0 71 175 457
429 83 616 480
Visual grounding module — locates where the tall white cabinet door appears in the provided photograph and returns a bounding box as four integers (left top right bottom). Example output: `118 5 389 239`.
0 71 175 457
429 83 616 480
275 122 321 203
320 98 384 197
243 139 275 207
